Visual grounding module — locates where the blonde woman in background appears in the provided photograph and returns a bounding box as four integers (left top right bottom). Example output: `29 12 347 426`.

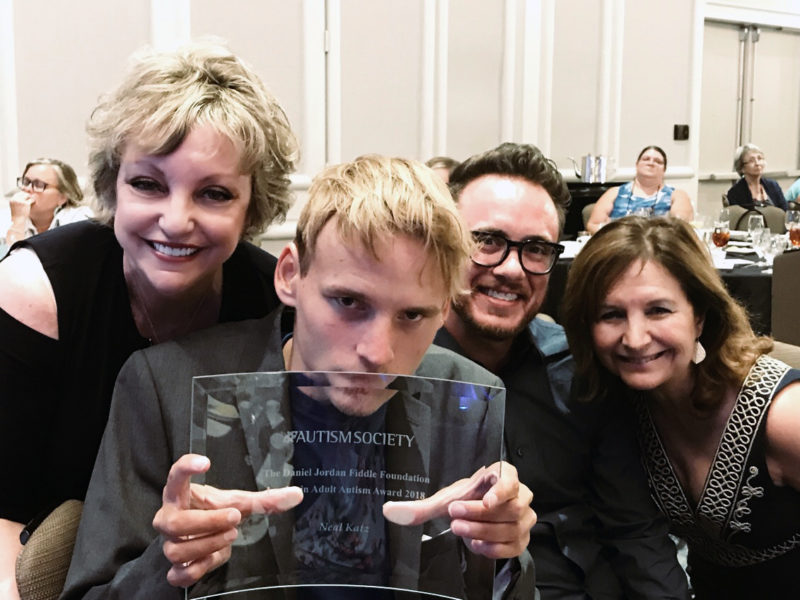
3 158 92 245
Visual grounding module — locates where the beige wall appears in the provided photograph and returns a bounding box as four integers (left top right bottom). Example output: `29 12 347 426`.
2 0 799 244
11 0 150 178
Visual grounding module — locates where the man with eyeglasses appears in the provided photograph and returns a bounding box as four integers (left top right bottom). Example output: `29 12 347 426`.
434 143 689 599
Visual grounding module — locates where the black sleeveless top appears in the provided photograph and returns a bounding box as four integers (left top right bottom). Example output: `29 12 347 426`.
0 221 280 523
634 355 800 598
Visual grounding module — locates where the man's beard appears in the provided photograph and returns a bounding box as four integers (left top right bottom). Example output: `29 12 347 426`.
451 295 539 341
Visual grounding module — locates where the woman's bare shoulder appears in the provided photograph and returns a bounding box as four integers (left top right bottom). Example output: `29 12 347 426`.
0 248 58 339
765 381 800 490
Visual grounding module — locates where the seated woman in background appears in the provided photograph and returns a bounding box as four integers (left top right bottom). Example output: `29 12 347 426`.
3 158 93 245
562 216 800 599
726 143 788 210
586 145 693 233
0 41 298 597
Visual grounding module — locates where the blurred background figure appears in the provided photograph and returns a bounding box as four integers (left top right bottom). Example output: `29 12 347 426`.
784 175 800 206
425 155 460 184
726 143 788 210
587 145 693 233
3 158 93 245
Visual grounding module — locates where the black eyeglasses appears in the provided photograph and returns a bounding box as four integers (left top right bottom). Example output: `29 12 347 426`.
471 232 564 275
16 176 54 193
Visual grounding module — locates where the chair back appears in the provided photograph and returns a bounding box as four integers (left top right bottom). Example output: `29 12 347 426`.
15 500 83 600
768 341 800 370
729 205 786 233
581 202 595 229
772 249 800 345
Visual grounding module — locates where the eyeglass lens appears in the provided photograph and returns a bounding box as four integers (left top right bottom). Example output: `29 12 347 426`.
473 234 559 274
17 177 48 192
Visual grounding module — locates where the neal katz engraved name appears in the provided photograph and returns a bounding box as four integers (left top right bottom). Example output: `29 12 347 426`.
286 430 415 447
319 521 370 533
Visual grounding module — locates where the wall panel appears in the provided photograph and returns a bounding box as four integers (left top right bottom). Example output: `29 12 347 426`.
13 0 149 179
191 0 310 173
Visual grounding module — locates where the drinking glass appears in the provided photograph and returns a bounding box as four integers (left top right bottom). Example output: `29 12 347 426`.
785 210 800 247
718 208 731 228
711 223 730 248
751 227 769 250
762 234 786 266
747 214 766 242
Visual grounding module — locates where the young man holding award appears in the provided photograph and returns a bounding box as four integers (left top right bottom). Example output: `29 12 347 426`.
62 156 536 599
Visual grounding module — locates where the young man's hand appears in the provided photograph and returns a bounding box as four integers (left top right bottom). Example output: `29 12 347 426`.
153 454 303 587
383 461 536 558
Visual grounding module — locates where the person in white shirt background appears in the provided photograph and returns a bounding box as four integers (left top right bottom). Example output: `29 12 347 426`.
3 158 93 246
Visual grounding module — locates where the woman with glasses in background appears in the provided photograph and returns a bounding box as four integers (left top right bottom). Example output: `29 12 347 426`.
726 143 788 210
586 145 693 234
4 159 93 245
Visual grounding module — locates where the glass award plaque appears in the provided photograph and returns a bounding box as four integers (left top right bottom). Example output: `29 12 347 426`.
187 371 505 600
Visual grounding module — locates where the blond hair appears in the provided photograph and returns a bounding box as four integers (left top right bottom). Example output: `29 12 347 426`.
295 155 472 301
87 40 298 238
561 216 772 409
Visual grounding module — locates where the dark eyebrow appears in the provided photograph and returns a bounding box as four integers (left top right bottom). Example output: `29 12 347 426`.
402 305 443 318
473 228 551 244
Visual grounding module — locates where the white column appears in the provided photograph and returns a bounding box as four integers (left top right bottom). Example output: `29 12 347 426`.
302 0 327 174
150 0 191 51
500 0 517 142
0 0 19 192
325 0 342 164
520 0 552 151
434 0 449 156
420 0 436 159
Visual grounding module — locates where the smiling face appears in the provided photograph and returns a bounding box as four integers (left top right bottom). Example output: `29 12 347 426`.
449 174 559 343
635 147 666 180
275 219 450 416
114 124 251 298
23 164 67 228
591 260 704 400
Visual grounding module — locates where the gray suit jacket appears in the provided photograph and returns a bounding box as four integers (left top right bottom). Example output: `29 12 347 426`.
62 308 535 599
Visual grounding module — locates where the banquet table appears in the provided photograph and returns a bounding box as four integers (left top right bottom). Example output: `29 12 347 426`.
541 243 773 335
